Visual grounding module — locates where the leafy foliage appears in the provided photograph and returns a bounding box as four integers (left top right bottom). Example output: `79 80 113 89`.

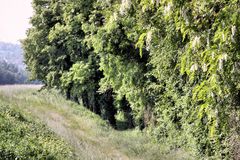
22 0 240 159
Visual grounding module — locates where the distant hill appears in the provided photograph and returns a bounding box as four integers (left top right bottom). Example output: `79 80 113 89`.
0 42 25 69
0 42 28 84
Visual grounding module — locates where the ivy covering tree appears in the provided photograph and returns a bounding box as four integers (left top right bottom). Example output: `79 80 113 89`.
22 0 240 159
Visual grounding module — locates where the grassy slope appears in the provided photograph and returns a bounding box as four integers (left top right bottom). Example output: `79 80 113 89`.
0 85 193 160
0 92 73 159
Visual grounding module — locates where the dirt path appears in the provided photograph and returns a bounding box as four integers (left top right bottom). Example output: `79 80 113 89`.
36 110 131 160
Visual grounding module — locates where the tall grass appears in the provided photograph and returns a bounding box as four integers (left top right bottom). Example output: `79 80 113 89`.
0 85 194 160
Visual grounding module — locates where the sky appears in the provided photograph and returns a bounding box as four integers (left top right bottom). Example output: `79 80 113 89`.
0 0 33 44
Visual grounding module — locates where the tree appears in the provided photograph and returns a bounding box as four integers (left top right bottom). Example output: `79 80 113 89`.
23 0 240 158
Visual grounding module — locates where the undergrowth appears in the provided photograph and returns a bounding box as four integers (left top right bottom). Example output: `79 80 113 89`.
0 104 74 160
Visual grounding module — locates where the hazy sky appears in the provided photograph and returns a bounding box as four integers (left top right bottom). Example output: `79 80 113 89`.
0 0 33 44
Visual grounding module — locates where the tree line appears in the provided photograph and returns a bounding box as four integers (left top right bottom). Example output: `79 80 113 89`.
0 60 27 84
0 60 27 85
0 42 29 84
22 0 240 159
0 42 39 85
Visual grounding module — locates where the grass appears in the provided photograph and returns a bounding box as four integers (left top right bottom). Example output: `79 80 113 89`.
0 100 73 159
0 85 194 160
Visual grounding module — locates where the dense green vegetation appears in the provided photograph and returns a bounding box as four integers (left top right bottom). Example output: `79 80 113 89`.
0 103 73 159
22 0 240 159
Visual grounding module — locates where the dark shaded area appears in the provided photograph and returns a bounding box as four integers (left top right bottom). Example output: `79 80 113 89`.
116 96 135 130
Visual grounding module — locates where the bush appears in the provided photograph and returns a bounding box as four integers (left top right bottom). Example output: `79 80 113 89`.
0 105 73 159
